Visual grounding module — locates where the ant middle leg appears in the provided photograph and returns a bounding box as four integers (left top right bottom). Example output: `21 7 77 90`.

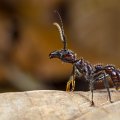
89 79 95 106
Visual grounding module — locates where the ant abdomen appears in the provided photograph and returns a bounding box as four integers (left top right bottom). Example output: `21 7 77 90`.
104 65 120 90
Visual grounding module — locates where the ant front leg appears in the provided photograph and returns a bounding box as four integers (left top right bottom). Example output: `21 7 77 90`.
66 65 76 92
66 75 75 91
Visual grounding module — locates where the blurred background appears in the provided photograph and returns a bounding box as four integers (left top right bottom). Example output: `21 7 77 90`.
0 0 120 92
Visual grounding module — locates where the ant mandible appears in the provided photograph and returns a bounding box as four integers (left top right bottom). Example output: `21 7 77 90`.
49 10 120 106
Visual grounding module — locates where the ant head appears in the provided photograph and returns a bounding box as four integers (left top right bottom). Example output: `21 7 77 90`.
49 49 76 63
49 10 76 63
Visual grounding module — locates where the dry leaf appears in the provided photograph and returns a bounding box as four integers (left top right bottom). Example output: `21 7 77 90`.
0 88 120 120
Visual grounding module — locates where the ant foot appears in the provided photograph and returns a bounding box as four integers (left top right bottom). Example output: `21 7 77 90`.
90 101 95 107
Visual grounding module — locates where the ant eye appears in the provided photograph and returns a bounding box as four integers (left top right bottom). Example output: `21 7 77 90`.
63 54 71 58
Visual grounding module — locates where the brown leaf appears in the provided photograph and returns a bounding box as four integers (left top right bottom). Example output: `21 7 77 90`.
0 88 120 120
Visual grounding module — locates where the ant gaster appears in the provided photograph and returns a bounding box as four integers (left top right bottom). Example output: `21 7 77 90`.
49 10 120 106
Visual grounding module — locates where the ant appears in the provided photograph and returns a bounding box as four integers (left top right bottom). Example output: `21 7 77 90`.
49 10 120 106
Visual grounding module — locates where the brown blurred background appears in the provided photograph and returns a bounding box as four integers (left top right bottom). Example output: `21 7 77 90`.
0 0 120 92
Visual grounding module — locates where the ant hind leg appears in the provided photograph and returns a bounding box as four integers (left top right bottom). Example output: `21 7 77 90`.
103 73 113 103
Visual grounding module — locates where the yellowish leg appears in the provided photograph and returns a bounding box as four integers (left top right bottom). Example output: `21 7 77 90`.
66 76 75 91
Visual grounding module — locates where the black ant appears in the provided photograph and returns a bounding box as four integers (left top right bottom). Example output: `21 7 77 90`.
49 10 120 106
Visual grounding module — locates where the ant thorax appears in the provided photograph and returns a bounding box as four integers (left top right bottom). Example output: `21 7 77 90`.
74 59 94 80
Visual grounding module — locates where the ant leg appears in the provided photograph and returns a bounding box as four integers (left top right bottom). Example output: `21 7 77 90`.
71 76 75 91
66 76 72 91
89 80 95 106
103 73 112 103
66 80 70 91
91 90 94 106
66 76 75 91
66 65 75 91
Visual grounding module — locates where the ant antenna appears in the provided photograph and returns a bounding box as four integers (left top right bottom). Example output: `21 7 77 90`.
53 10 67 50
